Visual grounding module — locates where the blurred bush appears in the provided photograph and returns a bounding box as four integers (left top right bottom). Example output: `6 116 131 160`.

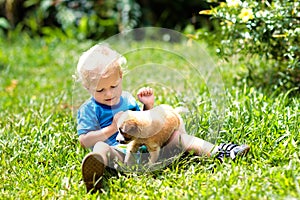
0 0 215 40
0 0 141 40
197 0 299 91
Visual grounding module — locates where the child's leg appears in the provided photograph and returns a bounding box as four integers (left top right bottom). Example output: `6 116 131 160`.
163 130 215 157
82 141 125 193
163 130 250 163
92 141 125 167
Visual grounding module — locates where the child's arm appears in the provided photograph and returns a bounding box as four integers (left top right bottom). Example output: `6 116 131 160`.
78 125 116 148
137 87 155 110
78 112 123 148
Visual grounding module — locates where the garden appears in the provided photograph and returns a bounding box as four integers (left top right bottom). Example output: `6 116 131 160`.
0 0 299 199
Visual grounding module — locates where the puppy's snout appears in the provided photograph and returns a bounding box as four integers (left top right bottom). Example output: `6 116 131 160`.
116 129 125 143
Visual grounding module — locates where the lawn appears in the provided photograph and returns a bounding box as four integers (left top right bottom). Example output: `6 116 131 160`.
0 34 299 199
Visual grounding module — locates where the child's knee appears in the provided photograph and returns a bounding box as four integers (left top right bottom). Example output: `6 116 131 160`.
167 130 182 144
93 141 110 154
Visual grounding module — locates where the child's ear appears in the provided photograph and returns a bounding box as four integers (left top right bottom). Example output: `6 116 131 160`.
119 70 123 79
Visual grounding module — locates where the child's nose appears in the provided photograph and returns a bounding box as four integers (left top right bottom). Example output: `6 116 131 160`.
105 88 113 96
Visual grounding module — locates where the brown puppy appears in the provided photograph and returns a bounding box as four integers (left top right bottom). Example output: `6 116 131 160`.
116 104 186 165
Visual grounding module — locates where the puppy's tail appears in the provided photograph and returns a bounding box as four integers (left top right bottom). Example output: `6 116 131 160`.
174 106 189 114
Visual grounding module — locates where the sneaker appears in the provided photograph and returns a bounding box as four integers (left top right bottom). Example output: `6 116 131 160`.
214 143 250 163
81 152 105 193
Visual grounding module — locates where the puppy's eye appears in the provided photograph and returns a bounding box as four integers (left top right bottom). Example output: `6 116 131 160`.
119 128 126 134
122 133 132 140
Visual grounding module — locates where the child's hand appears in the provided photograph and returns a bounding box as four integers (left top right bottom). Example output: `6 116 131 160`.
137 87 154 110
112 111 124 130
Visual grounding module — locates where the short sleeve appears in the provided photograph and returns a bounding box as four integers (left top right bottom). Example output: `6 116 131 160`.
77 100 101 136
122 91 140 111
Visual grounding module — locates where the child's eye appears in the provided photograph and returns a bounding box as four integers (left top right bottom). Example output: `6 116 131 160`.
111 85 118 88
96 89 104 92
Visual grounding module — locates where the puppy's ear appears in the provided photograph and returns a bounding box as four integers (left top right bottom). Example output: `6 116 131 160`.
123 121 141 136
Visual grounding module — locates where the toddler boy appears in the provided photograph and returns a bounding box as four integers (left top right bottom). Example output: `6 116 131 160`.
76 44 250 193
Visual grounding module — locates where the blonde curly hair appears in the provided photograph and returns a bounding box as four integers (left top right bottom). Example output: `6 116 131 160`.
76 43 127 90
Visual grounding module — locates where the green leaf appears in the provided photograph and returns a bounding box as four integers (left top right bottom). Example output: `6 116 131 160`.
0 17 11 29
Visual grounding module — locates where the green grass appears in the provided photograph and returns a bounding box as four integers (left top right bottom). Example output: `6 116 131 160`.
0 35 299 199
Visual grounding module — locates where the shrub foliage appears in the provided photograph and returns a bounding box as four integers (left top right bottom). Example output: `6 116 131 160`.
199 0 299 70
0 0 141 40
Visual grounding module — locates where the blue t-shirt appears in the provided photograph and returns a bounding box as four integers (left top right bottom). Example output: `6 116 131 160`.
77 91 140 146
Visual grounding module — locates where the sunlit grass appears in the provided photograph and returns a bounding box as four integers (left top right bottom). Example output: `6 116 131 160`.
0 35 299 199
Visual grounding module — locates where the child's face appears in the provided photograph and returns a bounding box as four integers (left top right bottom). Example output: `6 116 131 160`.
91 69 123 106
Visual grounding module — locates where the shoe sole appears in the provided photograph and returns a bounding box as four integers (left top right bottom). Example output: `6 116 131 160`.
82 152 105 193
238 145 250 156
233 144 250 161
